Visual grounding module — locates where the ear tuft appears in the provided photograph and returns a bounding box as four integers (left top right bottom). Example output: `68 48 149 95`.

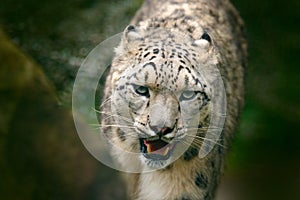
193 32 212 50
127 25 135 31
124 25 141 42
200 32 211 43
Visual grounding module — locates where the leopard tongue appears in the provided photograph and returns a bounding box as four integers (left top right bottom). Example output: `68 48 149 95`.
144 140 170 155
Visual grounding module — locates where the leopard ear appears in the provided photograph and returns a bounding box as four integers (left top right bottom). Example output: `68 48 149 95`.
124 25 141 41
116 25 142 54
193 32 212 50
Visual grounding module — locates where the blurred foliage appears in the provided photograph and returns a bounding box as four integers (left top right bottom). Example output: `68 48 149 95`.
229 0 300 166
0 0 143 199
0 0 299 199
220 0 300 199
0 0 143 97
0 29 126 200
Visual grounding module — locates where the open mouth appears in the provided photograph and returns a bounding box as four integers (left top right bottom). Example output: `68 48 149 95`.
139 138 175 160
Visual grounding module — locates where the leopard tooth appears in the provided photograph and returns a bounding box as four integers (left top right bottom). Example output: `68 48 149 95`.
161 137 170 143
147 136 159 141
163 147 170 156
147 144 152 153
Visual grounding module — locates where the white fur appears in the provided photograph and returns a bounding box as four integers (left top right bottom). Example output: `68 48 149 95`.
194 39 210 50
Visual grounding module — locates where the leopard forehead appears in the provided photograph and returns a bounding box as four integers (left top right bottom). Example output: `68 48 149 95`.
129 29 200 63
118 60 204 92
134 40 197 68
114 32 211 91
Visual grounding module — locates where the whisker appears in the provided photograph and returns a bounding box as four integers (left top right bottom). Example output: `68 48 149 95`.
174 134 225 148
91 124 136 129
211 112 227 117
179 138 224 150
99 129 140 138
184 135 225 147
95 110 132 122
174 139 200 149
99 96 112 108
96 110 131 119
184 134 223 141
185 126 223 130
102 114 133 123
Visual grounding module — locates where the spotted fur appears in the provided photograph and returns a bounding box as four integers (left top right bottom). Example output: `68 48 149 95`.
101 0 247 199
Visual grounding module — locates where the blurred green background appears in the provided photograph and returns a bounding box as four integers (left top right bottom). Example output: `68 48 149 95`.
0 0 299 199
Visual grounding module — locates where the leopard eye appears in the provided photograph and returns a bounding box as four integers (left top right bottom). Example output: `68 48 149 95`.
133 85 150 97
180 91 197 101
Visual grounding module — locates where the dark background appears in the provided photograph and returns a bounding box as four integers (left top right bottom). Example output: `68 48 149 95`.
0 0 299 199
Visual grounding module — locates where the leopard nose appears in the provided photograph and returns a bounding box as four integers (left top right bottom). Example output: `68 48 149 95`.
149 125 174 137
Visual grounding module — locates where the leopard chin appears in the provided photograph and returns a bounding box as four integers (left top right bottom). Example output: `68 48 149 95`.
140 156 171 169
139 138 177 169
